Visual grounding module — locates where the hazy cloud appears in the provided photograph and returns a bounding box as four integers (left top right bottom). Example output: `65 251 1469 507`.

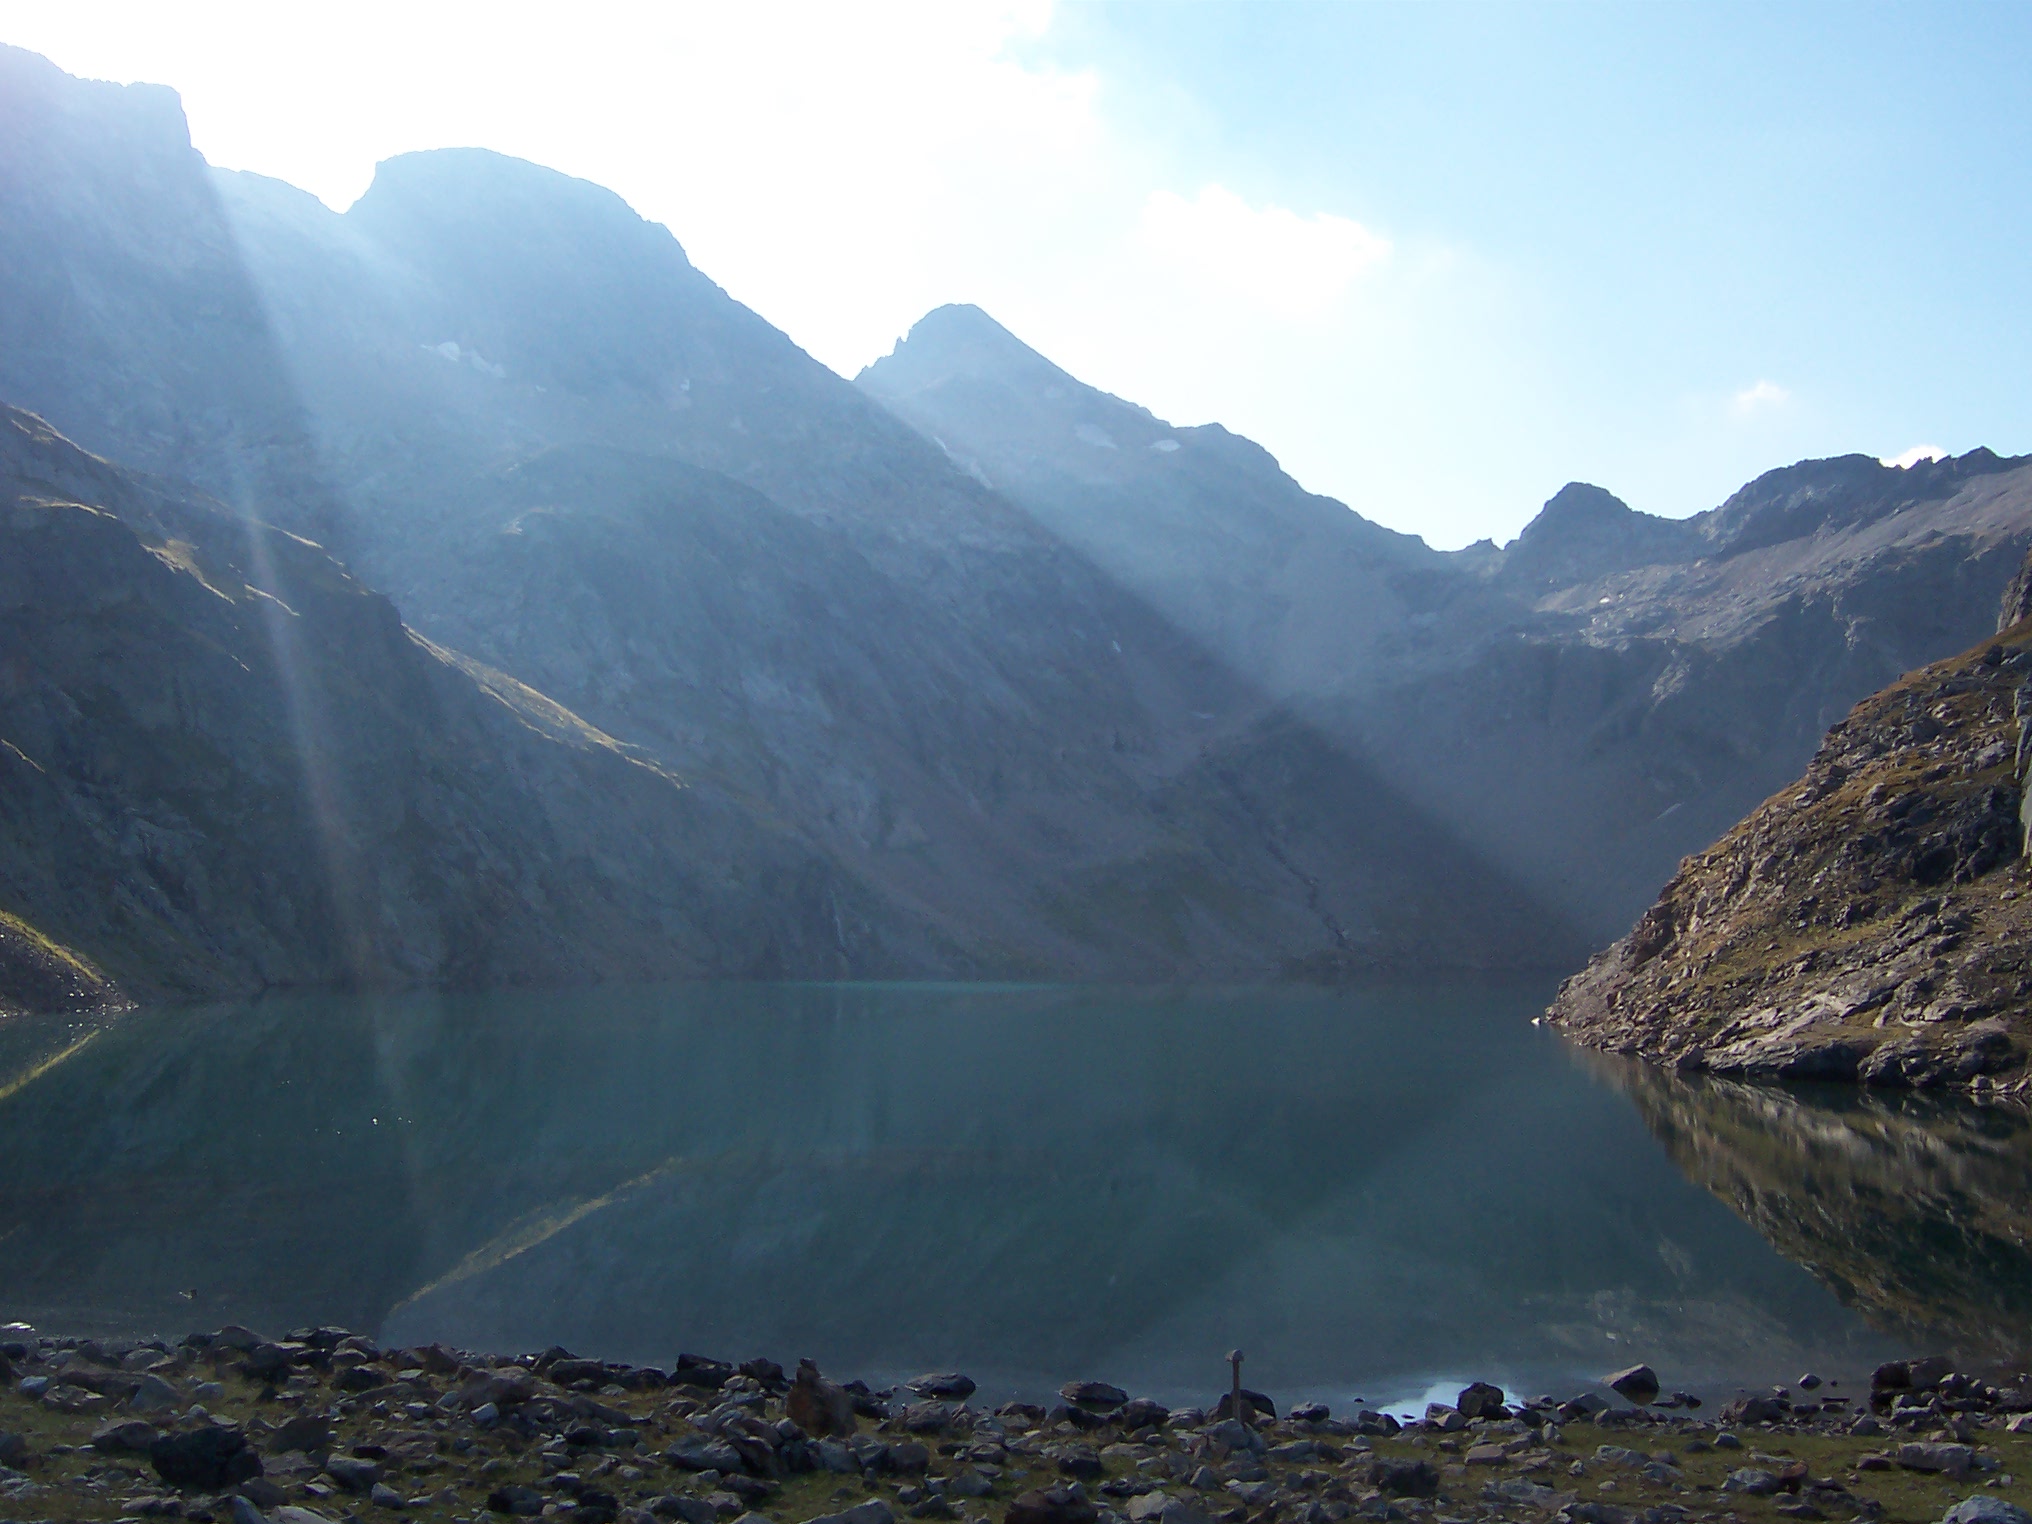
1730 379 1791 416
1138 185 1391 320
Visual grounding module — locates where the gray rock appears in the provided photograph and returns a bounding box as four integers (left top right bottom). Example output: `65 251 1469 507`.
151 1425 263 1491
325 1453 382 1492
272 1510 343 1524
127 1374 182 1413
902 1402 956 1434
651 1498 721 1524
1456 1383 1506 1421
817 1440 859 1473
1899 1443 1976 1478
1942 1500 2032 1524
90 1418 160 1453
1483 1479 1575 1511
947 1469 996 1498
1604 1366 1659 1405
1722 1468 1781 1495
1125 1493 1169 1522
1060 1382 1129 1411
486 1484 545 1517
369 1481 405 1509
229 1497 269 1524
667 1437 747 1473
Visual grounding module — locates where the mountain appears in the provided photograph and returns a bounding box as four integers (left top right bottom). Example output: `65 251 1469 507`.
5 41 2030 1003
1546 563 2032 1091
0 46 1577 992
0 404 946 1012
862 306 2032 945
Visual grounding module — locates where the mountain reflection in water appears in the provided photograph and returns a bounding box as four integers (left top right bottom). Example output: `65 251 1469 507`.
1595 1053 2032 1361
0 983 1937 1403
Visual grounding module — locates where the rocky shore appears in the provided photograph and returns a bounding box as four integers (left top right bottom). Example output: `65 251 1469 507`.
1546 610 2032 1091
2 1329 2030 1524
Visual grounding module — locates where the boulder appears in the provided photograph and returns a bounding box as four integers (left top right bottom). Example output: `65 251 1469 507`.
673 1355 735 1391
1006 1484 1099 1524
1456 1382 1506 1421
788 1361 857 1439
270 1414 333 1453
126 1373 182 1413
1605 1366 1659 1404
323 1454 381 1493
902 1401 956 1434
1209 1389 1276 1422
667 1436 747 1473
1722 1396 1786 1425
1943 1501 2032 1524
150 1426 263 1491
1897 1443 1976 1478
91 1418 161 1453
455 1368 534 1410
1118 1399 1170 1431
1368 1459 1439 1498
1059 1381 1128 1411
488 1483 546 1516
1722 1469 1781 1496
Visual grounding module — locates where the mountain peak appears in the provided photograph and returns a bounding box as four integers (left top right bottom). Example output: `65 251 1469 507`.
859 303 1070 399
1498 481 1701 589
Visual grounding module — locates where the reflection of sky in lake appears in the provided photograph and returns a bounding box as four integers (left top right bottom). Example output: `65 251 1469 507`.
0 980 1951 1408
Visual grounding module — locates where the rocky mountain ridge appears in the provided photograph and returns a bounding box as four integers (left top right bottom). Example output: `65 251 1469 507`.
861 305 2032 947
1546 566 2032 1091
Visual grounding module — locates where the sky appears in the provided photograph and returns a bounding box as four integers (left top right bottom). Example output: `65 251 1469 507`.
1 0 2027 548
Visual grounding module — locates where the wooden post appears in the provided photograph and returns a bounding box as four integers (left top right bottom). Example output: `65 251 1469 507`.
1228 1348 1244 1423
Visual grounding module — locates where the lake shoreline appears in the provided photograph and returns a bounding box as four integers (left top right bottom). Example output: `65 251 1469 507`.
4 1326 2032 1524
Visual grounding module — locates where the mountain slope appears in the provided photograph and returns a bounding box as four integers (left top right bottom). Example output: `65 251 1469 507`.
0 47 1580 982
1546 574 2032 1091
0 406 947 1007
860 303 2032 945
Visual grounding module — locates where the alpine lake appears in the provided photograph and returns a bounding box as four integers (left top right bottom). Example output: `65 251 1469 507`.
1 981 2027 1413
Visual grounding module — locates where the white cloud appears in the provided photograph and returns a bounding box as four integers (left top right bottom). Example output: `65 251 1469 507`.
1881 443 1949 468
1137 184 1391 320
1730 379 1791 416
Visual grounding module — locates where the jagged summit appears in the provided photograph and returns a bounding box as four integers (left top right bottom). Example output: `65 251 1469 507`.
1494 481 1702 591
1702 447 2028 557
350 147 694 268
862 303 1064 390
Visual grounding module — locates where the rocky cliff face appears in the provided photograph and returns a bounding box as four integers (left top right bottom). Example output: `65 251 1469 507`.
0 406 950 1010
1546 567 2032 1091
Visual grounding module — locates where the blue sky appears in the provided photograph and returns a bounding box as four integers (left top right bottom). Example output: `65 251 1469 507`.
2 1 2026 545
